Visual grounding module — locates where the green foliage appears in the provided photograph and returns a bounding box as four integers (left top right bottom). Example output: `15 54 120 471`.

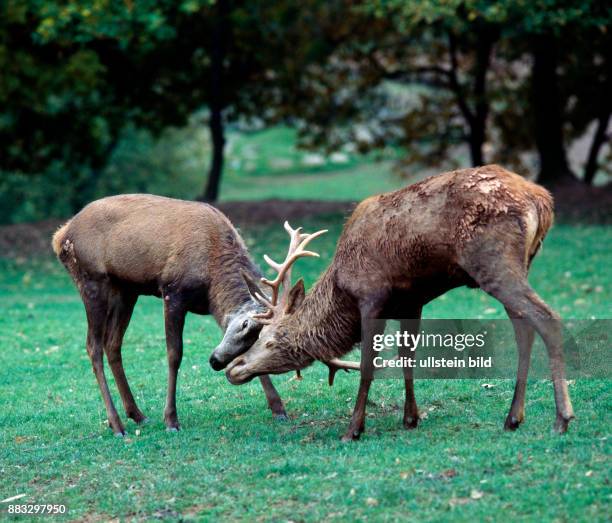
0 219 609 520
1 0 610 222
0 125 402 223
368 0 608 32
289 0 611 176
0 0 307 211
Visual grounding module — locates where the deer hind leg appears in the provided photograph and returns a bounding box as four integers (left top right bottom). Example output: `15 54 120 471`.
163 294 186 431
342 292 388 442
103 289 147 424
464 256 574 433
82 280 126 436
258 375 288 420
503 310 535 430
399 313 422 430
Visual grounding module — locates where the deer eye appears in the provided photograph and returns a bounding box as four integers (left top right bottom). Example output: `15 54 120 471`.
265 341 274 348
241 320 248 330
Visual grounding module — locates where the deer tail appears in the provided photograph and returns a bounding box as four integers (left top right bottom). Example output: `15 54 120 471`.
51 221 71 257
527 187 554 262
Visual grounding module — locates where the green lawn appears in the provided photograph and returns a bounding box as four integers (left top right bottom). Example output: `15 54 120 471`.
220 161 406 202
0 215 610 521
220 126 405 202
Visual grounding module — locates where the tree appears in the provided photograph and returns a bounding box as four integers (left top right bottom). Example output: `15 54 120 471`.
202 0 229 202
0 0 299 207
279 0 611 184
392 0 611 183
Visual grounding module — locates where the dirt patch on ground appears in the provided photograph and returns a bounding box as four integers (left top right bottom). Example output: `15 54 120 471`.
0 185 608 260
217 198 355 226
0 199 355 260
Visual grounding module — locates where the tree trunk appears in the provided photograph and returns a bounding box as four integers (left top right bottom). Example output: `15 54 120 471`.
531 35 574 184
470 26 496 167
448 27 496 167
468 130 484 166
583 111 610 185
200 0 229 202
203 104 225 202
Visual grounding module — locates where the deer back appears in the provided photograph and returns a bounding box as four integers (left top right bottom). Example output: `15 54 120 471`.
333 165 553 297
53 194 253 294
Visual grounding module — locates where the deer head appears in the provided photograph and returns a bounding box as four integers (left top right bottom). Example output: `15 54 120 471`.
209 298 266 370
224 221 359 384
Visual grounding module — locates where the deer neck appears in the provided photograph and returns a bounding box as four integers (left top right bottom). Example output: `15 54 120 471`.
287 269 361 364
208 250 263 328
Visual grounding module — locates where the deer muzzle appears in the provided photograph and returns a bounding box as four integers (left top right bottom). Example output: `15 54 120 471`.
225 356 256 385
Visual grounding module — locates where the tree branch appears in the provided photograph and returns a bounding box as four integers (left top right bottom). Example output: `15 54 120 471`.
447 32 475 127
364 52 451 88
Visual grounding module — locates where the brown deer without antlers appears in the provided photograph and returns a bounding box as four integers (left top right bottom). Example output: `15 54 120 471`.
52 194 290 436
220 165 575 439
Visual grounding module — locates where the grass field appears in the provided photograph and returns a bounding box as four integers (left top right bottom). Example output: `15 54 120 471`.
1 211 610 521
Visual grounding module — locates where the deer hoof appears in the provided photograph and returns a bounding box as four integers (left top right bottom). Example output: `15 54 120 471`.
553 414 574 434
273 413 289 422
504 415 523 431
128 412 148 425
109 421 126 437
341 430 362 442
166 425 180 432
403 416 419 430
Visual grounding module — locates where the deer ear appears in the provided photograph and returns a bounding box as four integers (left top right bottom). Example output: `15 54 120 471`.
241 270 265 301
285 278 305 314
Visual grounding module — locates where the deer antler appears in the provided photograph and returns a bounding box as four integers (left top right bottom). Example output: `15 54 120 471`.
323 358 361 386
251 221 327 324
250 222 360 383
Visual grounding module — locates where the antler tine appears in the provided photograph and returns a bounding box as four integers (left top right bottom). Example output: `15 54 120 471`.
280 221 308 289
251 309 274 325
323 358 361 386
294 228 327 257
259 221 306 305
276 224 327 306
253 291 274 310
284 220 304 249
260 222 328 302
253 221 327 327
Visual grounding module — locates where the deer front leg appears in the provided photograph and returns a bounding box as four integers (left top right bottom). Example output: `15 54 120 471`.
341 376 373 442
341 293 387 442
163 295 186 431
399 314 422 429
259 375 288 420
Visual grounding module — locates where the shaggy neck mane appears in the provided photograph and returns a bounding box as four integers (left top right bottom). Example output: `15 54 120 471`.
288 268 361 363
208 234 262 327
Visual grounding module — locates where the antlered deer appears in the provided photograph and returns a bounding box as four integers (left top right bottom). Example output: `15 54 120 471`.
52 194 290 436
218 165 575 439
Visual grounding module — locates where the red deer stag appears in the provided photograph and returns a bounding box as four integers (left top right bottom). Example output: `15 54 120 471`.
52 194 291 436
220 165 575 439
